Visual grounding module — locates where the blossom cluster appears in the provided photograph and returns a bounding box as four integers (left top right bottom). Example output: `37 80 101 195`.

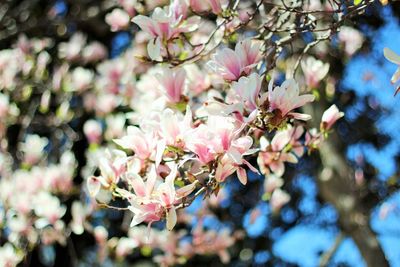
0 0 379 265
87 0 346 237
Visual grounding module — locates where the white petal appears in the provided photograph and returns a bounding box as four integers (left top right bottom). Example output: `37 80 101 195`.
237 167 248 185
384 48 400 65
166 207 177 230
87 176 101 197
147 37 162 61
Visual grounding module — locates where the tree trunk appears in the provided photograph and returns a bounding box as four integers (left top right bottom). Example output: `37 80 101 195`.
304 104 389 267
317 137 389 267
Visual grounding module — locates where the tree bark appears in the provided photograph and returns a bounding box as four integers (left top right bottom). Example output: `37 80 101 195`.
304 104 389 267
317 137 389 267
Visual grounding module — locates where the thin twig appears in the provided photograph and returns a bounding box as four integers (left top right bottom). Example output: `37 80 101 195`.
319 231 345 267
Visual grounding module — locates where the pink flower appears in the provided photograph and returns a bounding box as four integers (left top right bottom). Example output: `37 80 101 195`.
305 128 323 150
184 64 211 94
58 33 86 61
126 165 185 230
87 151 127 197
189 0 209 13
215 135 259 185
71 67 93 91
83 42 108 63
33 192 66 225
83 120 102 144
132 5 200 60
0 93 9 119
321 104 344 131
270 189 290 212
207 0 223 14
70 202 88 235
185 115 241 165
338 26 364 56
0 244 23 267
156 68 186 103
209 48 242 81
116 237 139 258
264 174 284 193
185 124 218 164
301 56 329 88
20 135 48 165
257 132 298 177
236 39 263 74
191 224 235 264
114 126 157 160
268 79 315 121
106 9 130 32
118 0 137 16
159 107 192 148
229 73 261 113
208 39 262 81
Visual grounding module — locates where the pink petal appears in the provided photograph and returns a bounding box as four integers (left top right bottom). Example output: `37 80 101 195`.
237 167 247 185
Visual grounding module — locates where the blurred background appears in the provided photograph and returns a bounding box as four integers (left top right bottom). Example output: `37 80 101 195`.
1 0 400 266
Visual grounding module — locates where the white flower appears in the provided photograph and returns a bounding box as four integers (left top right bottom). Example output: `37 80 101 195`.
20 134 48 164
383 47 400 85
71 67 93 91
0 243 23 267
338 26 364 56
301 56 330 88
321 104 344 131
270 189 290 211
105 9 130 32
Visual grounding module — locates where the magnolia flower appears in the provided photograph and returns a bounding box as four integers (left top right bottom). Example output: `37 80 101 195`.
156 68 187 103
270 189 290 212
159 107 192 148
106 9 130 32
208 39 262 81
321 104 344 131
116 237 139 258
207 0 223 14
0 243 23 267
264 174 284 193
126 165 191 231
132 3 200 60
184 64 211 94
70 202 87 235
191 224 235 264
87 150 127 197
58 32 86 61
189 0 210 13
105 114 126 140
383 47 400 88
267 79 315 121
83 119 102 144
338 26 364 56
0 93 10 119
33 192 66 226
257 131 298 177
305 128 323 150
185 115 243 164
301 56 330 88
20 134 48 165
229 73 261 113
94 225 108 244
114 126 157 160
71 67 93 91
83 41 108 63
215 136 258 185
